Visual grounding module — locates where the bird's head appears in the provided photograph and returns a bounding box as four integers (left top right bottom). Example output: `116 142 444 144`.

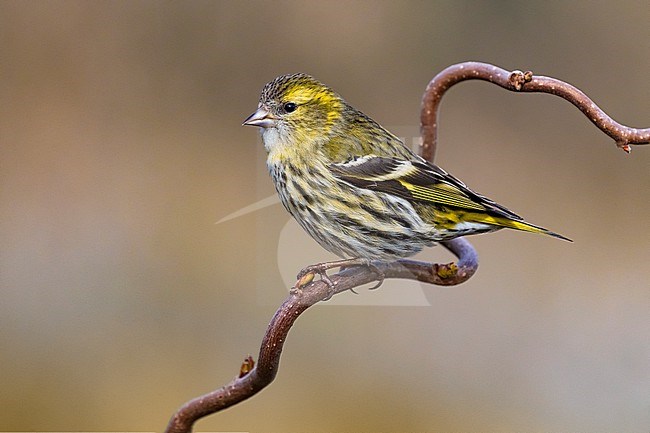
243 73 346 148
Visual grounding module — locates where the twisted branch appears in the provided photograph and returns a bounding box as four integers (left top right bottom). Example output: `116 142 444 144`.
164 62 648 433
421 61 650 159
164 256 476 433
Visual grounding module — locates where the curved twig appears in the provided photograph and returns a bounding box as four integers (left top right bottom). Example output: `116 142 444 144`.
164 251 477 433
165 61 647 433
420 61 650 160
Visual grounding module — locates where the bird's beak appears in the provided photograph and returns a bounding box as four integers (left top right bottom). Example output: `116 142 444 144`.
242 105 277 128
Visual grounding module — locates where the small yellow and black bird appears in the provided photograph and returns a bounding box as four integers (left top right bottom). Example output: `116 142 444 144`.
244 73 570 266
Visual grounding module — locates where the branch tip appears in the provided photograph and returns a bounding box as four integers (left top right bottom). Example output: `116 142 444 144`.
616 140 632 153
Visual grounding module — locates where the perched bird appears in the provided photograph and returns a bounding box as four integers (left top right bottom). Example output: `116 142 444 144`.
243 73 570 267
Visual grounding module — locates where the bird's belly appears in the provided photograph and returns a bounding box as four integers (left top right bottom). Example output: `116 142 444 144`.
275 171 436 260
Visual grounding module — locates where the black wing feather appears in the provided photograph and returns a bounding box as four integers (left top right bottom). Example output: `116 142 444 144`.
329 156 524 221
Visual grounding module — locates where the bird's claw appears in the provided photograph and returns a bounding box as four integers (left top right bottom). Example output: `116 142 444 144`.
292 258 385 293
366 262 385 290
294 262 336 291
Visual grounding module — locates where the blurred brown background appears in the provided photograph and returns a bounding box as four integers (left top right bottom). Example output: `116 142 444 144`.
1 1 648 432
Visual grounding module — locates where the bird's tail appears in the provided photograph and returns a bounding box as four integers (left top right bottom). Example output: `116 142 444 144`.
488 216 572 242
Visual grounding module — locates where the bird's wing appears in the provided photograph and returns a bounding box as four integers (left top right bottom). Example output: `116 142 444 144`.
329 155 523 221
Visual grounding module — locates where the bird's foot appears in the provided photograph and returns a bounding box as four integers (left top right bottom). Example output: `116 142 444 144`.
364 262 385 290
293 258 385 294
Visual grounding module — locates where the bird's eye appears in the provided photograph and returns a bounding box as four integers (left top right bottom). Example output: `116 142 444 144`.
283 102 297 113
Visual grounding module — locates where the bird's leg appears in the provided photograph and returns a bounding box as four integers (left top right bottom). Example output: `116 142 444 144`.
365 262 385 290
341 260 385 290
296 258 366 288
294 258 385 292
